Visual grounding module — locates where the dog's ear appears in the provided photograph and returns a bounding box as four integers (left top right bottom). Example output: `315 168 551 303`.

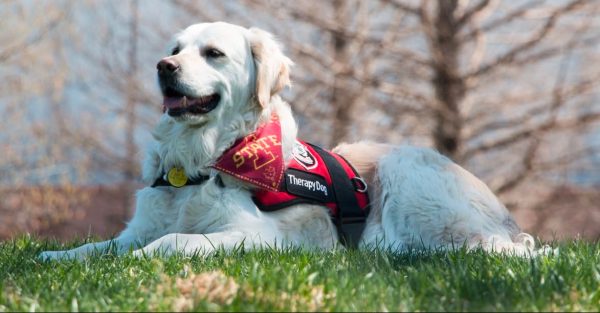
248 28 293 108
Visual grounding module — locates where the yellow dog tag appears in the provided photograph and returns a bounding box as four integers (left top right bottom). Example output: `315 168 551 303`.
167 167 188 187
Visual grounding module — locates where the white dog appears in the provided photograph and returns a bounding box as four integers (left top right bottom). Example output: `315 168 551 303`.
40 22 541 260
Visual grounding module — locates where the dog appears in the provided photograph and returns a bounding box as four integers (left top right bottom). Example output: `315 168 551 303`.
40 22 542 260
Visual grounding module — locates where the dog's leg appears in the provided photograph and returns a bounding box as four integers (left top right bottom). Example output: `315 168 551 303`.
38 235 142 261
39 187 176 261
132 231 274 257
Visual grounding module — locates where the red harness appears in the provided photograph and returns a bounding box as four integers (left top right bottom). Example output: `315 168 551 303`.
153 114 370 246
212 114 370 218
252 140 369 216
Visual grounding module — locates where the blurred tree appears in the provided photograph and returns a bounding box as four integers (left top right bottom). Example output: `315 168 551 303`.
0 0 92 235
124 0 140 218
49 1 167 218
0 0 161 233
1 0 599 239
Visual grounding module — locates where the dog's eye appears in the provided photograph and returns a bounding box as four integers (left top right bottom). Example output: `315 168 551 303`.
171 46 180 56
204 47 225 59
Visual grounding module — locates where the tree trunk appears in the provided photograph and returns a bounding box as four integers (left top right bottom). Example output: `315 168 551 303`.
431 1 465 160
123 0 139 219
330 0 353 145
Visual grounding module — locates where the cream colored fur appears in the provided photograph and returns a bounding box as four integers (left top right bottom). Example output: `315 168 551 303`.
40 22 545 261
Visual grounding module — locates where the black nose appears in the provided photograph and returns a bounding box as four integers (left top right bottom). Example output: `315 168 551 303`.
157 58 180 75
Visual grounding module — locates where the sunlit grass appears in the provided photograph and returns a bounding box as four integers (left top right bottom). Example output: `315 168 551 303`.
1 235 599 311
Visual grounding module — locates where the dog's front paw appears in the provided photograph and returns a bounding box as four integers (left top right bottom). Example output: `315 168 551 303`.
38 250 83 261
131 248 148 259
131 247 171 259
38 250 68 261
131 243 174 259
131 234 179 259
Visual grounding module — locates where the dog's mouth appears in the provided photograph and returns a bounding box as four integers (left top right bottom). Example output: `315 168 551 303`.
163 87 220 117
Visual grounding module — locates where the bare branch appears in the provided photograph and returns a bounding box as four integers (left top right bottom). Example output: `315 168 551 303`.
466 78 599 140
464 110 600 160
460 0 544 41
466 0 586 79
495 136 540 194
0 11 64 63
379 0 421 16
172 0 220 22
456 0 492 27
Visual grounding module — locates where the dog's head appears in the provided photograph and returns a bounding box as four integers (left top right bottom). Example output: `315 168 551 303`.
157 22 292 126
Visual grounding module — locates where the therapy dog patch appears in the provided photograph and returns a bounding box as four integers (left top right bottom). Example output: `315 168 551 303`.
284 168 332 202
213 114 285 191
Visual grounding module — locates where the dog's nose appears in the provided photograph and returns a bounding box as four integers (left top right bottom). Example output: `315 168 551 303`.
157 58 180 75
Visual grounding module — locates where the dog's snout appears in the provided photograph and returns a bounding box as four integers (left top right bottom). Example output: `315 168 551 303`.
157 58 180 75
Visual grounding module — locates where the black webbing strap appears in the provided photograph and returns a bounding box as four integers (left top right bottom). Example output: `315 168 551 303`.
309 144 367 248
151 174 210 188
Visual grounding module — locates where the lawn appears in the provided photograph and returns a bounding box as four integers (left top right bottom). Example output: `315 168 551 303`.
1 236 599 312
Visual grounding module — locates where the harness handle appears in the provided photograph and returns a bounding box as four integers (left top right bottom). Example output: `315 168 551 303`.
351 177 368 193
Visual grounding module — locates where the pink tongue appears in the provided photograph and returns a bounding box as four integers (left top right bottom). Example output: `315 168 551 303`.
163 97 185 109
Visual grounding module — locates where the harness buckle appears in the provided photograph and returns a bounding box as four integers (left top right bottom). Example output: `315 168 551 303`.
351 177 368 193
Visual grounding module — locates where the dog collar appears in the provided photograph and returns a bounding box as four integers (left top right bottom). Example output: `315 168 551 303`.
151 113 284 191
151 167 209 188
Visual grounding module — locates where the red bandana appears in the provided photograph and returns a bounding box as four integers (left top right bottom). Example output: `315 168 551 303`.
213 114 285 191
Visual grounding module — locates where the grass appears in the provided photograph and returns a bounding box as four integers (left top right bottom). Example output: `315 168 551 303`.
1 236 599 312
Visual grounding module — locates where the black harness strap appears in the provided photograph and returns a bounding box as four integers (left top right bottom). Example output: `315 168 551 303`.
151 174 210 188
309 144 367 248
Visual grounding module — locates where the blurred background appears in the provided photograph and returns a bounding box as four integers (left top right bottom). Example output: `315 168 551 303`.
1 0 599 242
